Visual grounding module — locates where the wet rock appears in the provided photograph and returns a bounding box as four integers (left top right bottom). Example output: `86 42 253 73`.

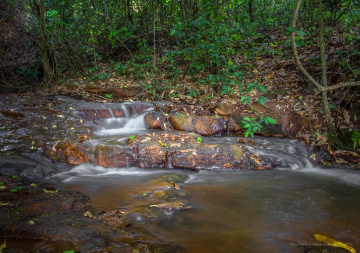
169 113 230 136
0 155 58 179
79 108 122 120
144 111 166 129
45 143 89 165
46 133 277 170
0 110 25 119
138 141 166 168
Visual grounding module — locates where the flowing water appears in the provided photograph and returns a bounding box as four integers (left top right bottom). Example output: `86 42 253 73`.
2 98 360 252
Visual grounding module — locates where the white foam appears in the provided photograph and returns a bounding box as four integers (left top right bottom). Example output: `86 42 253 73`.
95 114 147 136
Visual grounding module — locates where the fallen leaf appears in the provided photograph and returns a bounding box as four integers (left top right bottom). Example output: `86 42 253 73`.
43 189 58 194
313 234 356 253
158 140 167 147
26 220 35 225
84 211 93 217
139 137 151 143
171 181 180 190
265 73 274 79
250 154 261 165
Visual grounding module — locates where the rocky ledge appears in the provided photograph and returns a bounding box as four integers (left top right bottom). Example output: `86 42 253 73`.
45 132 279 170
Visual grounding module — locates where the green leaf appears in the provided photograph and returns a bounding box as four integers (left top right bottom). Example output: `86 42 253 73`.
243 124 250 128
129 135 135 140
10 187 22 193
286 26 296 32
265 117 276 124
0 239 6 252
260 85 268 93
105 94 113 99
197 137 202 142
228 60 233 66
170 29 176 36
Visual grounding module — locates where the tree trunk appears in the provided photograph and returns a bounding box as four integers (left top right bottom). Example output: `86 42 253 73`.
248 0 255 23
318 0 337 137
179 0 187 21
35 0 53 82
126 0 134 25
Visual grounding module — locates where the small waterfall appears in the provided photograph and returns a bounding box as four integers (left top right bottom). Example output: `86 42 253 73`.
94 103 152 136
121 104 130 118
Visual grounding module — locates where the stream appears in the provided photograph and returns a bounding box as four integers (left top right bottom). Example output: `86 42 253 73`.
1 97 360 252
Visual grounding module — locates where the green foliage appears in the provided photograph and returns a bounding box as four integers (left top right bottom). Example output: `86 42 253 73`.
0 240 6 253
129 135 135 140
240 116 276 137
10 187 22 193
196 137 202 143
351 131 360 149
104 94 113 99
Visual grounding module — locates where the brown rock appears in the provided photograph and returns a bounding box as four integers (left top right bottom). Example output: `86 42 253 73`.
138 142 166 168
144 111 166 129
78 109 113 120
169 113 194 132
45 133 277 170
169 113 229 136
45 143 89 165
94 145 136 168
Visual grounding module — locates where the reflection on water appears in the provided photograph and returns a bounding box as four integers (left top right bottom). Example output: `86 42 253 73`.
53 165 360 252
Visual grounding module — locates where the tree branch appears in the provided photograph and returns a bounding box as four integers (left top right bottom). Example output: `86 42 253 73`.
322 81 360 91
291 0 323 91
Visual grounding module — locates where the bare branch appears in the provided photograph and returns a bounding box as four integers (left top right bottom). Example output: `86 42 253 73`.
323 81 360 91
291 0 324 91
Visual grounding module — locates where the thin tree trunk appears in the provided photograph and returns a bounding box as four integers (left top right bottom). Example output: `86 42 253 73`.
318 0 336 137
179 0 187 21
248 0 255 23
153 8 156 71
126 0 134 25
35 0 53 82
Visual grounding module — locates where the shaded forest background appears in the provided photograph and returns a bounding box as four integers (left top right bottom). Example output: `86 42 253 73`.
1 0 360 148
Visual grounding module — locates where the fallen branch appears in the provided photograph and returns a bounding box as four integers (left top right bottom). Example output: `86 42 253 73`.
322 81 360 91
